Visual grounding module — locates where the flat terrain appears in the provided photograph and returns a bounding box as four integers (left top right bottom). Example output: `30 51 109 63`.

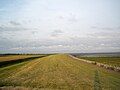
78 57 120 67
0 55 44 62
0 55 48 68
0 54 120 90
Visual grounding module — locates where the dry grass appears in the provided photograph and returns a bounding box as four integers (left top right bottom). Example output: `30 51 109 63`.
79 57 120 67
0 54 120 90
0 55 42 62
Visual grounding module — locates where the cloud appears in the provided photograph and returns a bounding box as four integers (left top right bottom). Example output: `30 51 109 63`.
0 36 17 51
58 16 64 19
68 17 79 23
0 27 120 53
9 21 21 26
50 30 64 37
0 21 23 32
66 31 120 52
88 31 120 39
0 22 37 32
31 31 38 35
57 14 79 24
1 29 120 53
67 13 79 24
1 31 120 53
91 26 120 31
101 27 115 30
0 25 27 32
91 26 98 29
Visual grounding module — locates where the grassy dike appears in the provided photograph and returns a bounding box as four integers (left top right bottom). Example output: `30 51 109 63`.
0 54 120 90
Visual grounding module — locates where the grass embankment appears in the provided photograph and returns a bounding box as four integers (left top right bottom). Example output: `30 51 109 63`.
78 57 120 67
0 55 48 67
0 54 120 90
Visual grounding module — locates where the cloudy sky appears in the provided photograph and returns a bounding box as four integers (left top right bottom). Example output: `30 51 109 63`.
0 0 120 53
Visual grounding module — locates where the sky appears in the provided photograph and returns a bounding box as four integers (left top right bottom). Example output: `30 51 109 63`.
0 0 120 53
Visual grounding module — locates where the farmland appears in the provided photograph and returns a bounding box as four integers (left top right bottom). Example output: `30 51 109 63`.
0 54 120 90
0 54 46 62
78 57 120 67
71 53 120 67
0 54 49 68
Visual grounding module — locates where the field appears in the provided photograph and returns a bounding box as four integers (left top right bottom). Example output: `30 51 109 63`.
78 57 120 67
0 54 48 68
71 53 120 67
0 54 120 90
0 55 46 62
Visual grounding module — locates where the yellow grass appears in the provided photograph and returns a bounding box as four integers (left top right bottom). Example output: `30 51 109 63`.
0 54 120 90
0 55 41 62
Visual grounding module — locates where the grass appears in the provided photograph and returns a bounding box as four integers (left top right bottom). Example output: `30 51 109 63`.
0 54 120 90
0 55 45 62
0 55 49 68
78 57 120 67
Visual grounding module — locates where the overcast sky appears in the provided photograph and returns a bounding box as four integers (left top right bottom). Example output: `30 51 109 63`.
0 0 120 53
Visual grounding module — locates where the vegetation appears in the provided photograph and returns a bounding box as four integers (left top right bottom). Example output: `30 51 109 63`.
0 55 49 68
0 54 120 90
0 55 48 62
0 55 36 62
78 57 120 67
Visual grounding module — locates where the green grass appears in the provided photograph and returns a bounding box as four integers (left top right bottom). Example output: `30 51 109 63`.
78 57 120 67
0 54 120 90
